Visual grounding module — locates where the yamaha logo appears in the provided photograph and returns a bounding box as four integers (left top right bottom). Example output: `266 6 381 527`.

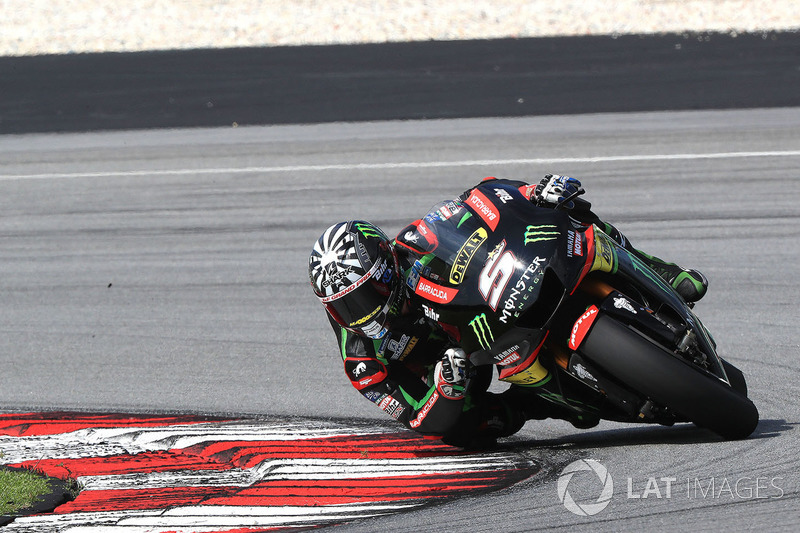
557 459 614 516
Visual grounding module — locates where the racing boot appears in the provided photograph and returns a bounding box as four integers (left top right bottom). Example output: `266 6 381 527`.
598 222 708 303
441 392 526 450
631 250 709 303
502 387 599 429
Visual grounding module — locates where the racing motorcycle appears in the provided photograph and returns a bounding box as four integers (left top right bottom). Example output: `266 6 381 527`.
406 180 758 440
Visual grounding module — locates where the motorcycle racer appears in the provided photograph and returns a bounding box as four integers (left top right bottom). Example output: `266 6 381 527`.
308 175 708 448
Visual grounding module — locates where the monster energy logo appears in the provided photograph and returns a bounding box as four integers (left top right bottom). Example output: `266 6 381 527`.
469 313 495 350
524 225 559 245
354 222 384 239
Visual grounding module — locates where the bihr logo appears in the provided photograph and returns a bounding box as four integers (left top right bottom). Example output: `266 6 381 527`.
557 459 614 516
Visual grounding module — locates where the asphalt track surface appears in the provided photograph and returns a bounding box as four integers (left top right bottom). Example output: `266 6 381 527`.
2 107 800 531
1 33 800 531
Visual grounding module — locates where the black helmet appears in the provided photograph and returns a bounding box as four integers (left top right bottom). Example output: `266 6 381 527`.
309 221 403 339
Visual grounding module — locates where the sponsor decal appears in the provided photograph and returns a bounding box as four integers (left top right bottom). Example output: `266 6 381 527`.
591 229 618 274
574 363 598 382
423 212 442 223
422 304 440 322
354 222 385 239
498 255 547 324
613 297 637 314
349 305 381 327
415 278 458 304
384 333 412 361
437 383 459 399
399 336 419 361
347 358 388 390
500 356 549 386
0 413 538 531
378 332 393 356
498 336 549 385
360 320 388 339
519 184 538 200
495 345 522 366
396 220 438 254
433 200 463 221
378 395 405 420
321 265 353 289
364 390 385 402
569 305 600 350
498 352 521 366
566 230 584 258
494 188 514 204
410 392 440 428
352 362 368 378
498 335 550 385
449 227 488 284
469 313 495 351
406 260 423 290
466 189 500 231
404 230 419 243
378 260 394 284
321 257 386 303
524 224 559 245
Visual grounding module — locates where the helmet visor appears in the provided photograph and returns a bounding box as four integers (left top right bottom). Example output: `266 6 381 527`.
321 251 400 339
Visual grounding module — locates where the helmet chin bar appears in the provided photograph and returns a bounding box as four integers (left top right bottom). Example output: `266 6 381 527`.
326 256 404 339
323 302 348 329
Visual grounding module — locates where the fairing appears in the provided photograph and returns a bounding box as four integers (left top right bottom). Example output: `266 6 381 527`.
399 182 591 370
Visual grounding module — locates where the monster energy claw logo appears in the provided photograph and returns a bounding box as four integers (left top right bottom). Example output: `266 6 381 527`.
524 224 559 245
354 222 384 239
469 313 495 350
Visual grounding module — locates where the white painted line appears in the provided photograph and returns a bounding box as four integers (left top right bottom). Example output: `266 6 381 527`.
117 502 418 528
2 150 799 181
79 469 256 491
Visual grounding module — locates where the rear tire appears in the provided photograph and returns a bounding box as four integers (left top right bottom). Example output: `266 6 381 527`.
582 315 759 440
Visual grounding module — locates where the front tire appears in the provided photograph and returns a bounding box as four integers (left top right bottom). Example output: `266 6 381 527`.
581 315 759 440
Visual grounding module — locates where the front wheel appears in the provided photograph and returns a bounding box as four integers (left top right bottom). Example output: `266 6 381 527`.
581 315 759 440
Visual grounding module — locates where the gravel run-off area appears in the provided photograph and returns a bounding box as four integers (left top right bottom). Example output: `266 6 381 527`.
2 0 799 56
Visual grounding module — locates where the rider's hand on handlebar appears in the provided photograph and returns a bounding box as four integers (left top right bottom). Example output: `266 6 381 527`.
434 347 468 399
532 174 582 209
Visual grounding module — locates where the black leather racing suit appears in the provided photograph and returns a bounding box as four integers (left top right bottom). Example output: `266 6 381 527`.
326 309 525 447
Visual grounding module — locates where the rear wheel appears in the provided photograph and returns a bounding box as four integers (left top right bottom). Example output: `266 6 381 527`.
581 315 759 440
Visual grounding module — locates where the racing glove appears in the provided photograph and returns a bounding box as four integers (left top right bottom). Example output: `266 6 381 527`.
434 347 469 400
531 174 583 210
